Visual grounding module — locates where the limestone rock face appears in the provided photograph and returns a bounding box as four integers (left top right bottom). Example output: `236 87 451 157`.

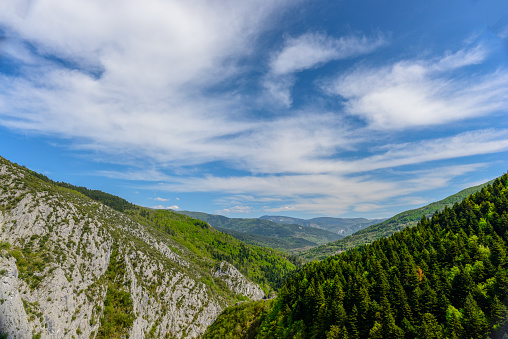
0 257 30 339
212 262 265 301
0 159 264 338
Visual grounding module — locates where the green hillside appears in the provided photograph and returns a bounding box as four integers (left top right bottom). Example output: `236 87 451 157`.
300 180 494 262
212 173 508 338
176 211 342 253
215 226 315 256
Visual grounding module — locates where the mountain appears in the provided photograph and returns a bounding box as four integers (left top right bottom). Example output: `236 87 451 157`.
299 179 494 262
260 215 385 236
207 173 508 338
176 211 342 253
0 156 296 338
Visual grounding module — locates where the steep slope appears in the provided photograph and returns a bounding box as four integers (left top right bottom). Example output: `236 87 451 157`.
176 211 341 253
0 156 295 338
213 173 508 338
260 215 384 236
300 180 493 262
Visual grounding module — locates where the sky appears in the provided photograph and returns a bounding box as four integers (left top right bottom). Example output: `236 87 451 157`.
0 0 507 219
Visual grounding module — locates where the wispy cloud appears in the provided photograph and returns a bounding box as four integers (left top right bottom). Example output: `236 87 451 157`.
325 46 508 129
154 197 169 202
270 32 386 75
264 32 386 106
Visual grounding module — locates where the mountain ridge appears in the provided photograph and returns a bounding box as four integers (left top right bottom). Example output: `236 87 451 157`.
259 215 385 235
176 211 342 253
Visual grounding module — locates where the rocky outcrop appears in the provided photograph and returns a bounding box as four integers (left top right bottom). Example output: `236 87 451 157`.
0 159 264 338
212 261 265 301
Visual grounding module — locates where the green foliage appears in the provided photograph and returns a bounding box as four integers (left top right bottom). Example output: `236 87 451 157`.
142 209 298 293
257 173 508 338
300 180 493 262
215 226 317 254
9 244 52 289
203 300 274 339
96 246 135 338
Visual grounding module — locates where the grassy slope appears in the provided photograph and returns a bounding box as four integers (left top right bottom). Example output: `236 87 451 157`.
176 211 342 253
299 179 495 262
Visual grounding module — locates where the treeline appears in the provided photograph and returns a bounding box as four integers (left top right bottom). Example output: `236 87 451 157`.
26 168 136 212
257 174 508 338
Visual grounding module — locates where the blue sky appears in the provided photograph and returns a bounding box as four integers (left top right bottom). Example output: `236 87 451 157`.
0 0 507 219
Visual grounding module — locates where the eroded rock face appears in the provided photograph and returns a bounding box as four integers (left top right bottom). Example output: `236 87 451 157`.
0 256 30 339
212 262 265 301
0 160 264 338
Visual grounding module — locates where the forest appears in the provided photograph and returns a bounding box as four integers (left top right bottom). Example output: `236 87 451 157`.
209 173 508 338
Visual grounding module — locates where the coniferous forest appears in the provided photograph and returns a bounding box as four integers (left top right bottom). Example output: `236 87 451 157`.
249 173 508 339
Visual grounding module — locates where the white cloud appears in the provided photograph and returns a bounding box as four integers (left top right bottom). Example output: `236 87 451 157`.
154 197 168 201
148 163 484 215
0 0 293 167
152 204 179 210
216 205 253 215
264 206 296 213
264 32 386 106
325 46 508 129
270 32 386 75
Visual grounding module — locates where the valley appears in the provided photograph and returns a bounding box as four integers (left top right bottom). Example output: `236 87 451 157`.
1 156 507 338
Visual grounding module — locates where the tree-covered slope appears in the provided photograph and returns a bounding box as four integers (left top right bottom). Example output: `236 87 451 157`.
253 173 508 338
214 226 315 256
300 180 493 262
176 211 342 253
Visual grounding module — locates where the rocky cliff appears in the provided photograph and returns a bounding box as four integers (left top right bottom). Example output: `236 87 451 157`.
0 157 269 338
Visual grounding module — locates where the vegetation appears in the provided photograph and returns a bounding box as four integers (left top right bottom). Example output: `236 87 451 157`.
135 209 299 293
0 156 300 337
215 226 317 253
177 211 341 253
203 300 274 339
96 245 135 338
19 159 298 294
300 180 493 262
254 174 508 338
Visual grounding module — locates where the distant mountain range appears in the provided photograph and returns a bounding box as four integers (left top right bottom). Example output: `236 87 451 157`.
175 211 342 253
259 215 385 236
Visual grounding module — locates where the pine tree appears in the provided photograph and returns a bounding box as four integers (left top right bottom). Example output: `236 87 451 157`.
462 293 488 338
